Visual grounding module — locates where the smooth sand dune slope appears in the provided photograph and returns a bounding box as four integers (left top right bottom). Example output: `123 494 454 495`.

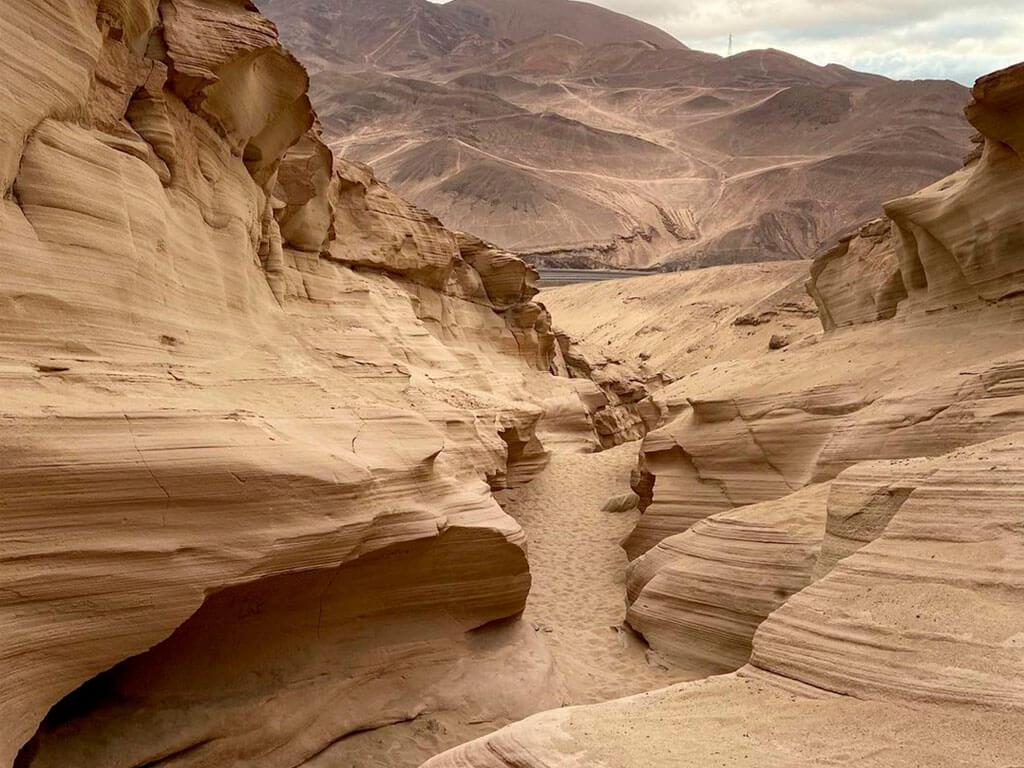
541 260 820 377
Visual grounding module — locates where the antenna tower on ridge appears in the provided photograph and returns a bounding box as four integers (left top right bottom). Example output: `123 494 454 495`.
728 34 733 57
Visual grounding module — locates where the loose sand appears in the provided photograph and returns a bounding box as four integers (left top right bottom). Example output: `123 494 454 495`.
313 442 690 766
499 443 687 704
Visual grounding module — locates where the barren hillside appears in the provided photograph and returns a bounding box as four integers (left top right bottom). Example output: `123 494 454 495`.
263 0 973 269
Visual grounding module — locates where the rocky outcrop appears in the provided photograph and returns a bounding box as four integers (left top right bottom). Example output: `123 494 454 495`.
0 3 605 766
625 483 830 673
550 329 663 448
752 436 1024 708
967 63 1024 156
626 61 1024 562
809 114 1024 327
806 218 904 330
423 437 1024 768
421 60 1024 765
808 65 1024 327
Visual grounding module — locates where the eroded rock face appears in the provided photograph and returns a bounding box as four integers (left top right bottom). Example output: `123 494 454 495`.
0 2 602 766
550 329 663 448
416 61 1024 765
752 436 1024 709
811 457 934 579
625 483 831 674
806 218 905 331
423 433 1024 768
809 64 1024 327
626 62 1024 563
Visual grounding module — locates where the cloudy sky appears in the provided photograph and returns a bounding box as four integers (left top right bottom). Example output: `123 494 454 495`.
448 0 1023 84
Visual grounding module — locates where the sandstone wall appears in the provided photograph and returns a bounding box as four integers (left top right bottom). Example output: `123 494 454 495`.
617 62 1024 674
424 434 1024 767
422 68 1024 756
808 65 1024 328
0 2 610 765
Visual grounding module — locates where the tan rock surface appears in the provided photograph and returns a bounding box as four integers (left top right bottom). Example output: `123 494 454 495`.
0 3 641 766
806 218 904 330
625 483 831 673
423 435 1024 768
601 492 639 514
421 59 1024 768
550 330 660 448
623 75 1024 554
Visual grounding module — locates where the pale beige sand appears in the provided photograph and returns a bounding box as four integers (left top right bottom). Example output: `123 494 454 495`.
541 261 819 378
310 443 688 767
500 443 691 703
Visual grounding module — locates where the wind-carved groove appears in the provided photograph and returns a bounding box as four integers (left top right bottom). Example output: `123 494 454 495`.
123 414 172 523
15 528 530 768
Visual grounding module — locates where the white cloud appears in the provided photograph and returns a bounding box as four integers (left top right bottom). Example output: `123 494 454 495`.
432 0 1024 84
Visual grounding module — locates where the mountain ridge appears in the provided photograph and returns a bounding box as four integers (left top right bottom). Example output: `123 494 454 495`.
262 0 974 269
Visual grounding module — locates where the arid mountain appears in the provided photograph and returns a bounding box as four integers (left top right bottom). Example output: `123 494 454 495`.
5 2 1024 767
258 0 684 69
261 0 973 269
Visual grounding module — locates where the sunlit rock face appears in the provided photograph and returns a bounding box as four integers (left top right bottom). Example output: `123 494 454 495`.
0 2 641 765
624 483 831 674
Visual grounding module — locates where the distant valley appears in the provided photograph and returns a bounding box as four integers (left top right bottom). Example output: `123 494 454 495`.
261 0 974 270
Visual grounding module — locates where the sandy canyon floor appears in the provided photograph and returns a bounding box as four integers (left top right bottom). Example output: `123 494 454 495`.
501 445 685 703
309 443 685 767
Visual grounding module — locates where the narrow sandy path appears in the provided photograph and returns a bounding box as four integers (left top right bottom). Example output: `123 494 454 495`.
500 442 685 703
313 443 687 766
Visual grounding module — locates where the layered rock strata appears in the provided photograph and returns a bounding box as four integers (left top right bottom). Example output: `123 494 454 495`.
422 61 1024 767
0 2 629 766
625 483 830 673
549 330 664 448
426 435 1024 767
805 218 903 330
627 61 1024 560
426 444 1024 768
